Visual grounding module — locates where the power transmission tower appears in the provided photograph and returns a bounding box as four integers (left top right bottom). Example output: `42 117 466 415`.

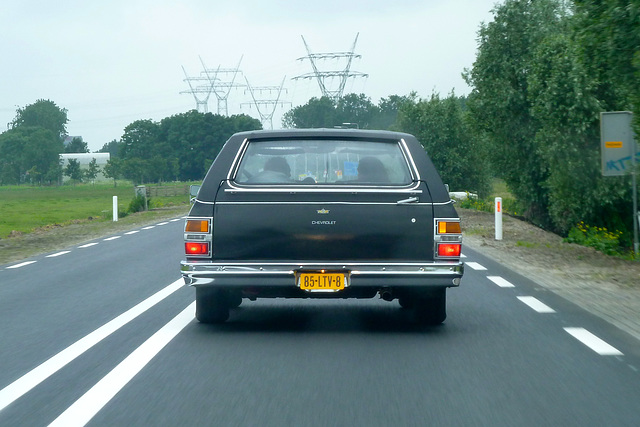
293 33 368 101
200 56 245 116
180 65 213 113
241 76 291 129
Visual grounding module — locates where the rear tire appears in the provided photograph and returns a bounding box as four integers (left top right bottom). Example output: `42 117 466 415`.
195 288 230 323
414 289 447 325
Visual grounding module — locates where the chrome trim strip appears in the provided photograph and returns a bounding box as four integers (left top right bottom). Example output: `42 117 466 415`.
213 201 433 206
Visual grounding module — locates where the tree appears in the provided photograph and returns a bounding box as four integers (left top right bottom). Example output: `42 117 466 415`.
99 139 123 158
63 159 83 184
464 0 569 226
64 137 89 153
103 158 123 187
0 126 63 185
396 93 492 197
282 97 337 128
85 158 100 183
10 99 68 139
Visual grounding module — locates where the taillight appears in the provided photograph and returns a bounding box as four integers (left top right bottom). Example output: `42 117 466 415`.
435 219 462 259
184 217 211 257
438 243 461 257
185 242 209 255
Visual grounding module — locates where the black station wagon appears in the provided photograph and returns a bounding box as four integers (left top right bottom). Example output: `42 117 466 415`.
181 129 464 324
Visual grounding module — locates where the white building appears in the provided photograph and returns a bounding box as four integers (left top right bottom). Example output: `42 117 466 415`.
59 153 111 182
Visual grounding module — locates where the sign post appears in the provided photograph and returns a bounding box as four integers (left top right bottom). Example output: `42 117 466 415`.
495 197 503 241
601 112 639 255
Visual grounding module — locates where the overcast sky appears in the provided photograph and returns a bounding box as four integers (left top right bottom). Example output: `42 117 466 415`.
1 0 499 152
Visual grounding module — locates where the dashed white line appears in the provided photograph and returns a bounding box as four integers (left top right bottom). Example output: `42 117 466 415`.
125 230 140 235
487 276 515 288
517 296 556 313
78 243 98 249
170 218 181 222
460 253 467 258
0 279 184 412
6 261 37 269
157 222 169 226
564 327 623 356
103 236 121 241
48 302 195 427
46 251 71 258
141 226 155 230
465 262 487 271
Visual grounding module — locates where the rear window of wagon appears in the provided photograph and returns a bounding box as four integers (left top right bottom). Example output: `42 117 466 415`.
233 139 413 185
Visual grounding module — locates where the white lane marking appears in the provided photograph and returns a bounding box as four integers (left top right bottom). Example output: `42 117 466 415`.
564 327 623 356
487 276 515 288
125 230 140 235
170 218 181 222
103 236 121 241
78 243 98 249
157 222 169 226
465 262 487 271
0 279 184 412
46 251 71 258
48 302 195 427
460 253 467 258
141 226 155 230
6 261 37 269
517 296 556 313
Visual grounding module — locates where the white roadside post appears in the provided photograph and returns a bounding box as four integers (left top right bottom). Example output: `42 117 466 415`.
495 197 503 240
113 196 118 222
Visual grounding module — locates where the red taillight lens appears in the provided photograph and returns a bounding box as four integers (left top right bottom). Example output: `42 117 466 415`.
438 243 461 257
185 242 209 255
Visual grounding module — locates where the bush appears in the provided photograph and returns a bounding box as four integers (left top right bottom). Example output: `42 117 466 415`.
127 195 150 214
564 222 623 256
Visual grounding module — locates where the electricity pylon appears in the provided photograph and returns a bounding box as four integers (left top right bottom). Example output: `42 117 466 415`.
241 76 291 129
200 56 244 116
180 65 213 113
293 33 368 101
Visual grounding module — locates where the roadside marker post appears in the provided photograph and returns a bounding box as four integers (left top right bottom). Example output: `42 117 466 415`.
495 197 503 241
113 196 118 222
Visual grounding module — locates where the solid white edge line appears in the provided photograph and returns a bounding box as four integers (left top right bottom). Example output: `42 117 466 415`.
6 261 37 269
48 302 195 427
517 296 556 313
465 262 487 271
564 327 623 356
487 276 515 288
0 279 184 412
46 251 71 258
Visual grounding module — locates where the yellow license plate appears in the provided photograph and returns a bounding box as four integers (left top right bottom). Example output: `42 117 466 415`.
299 272 346 291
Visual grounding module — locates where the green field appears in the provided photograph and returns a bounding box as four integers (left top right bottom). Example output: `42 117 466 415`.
0 182 193 238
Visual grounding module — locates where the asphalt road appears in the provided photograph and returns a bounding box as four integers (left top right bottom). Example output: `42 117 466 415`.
1 217 639 426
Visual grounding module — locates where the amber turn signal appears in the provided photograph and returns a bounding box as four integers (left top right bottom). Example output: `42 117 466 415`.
185 219 209 233
185 242 209 255
437 221 461 234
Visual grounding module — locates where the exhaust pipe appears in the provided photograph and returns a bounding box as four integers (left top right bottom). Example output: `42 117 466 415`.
380 289 394 302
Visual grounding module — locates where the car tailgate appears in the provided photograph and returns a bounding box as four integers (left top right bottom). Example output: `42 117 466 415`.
212 182 434 261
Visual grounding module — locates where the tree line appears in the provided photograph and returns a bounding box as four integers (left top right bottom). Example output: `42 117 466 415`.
1 0 637 247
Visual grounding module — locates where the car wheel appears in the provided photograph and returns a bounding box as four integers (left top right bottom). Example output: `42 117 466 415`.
195 288 230 323
414 289 446 325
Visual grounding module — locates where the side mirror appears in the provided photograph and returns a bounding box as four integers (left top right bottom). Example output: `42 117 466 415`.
189 184 201 203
